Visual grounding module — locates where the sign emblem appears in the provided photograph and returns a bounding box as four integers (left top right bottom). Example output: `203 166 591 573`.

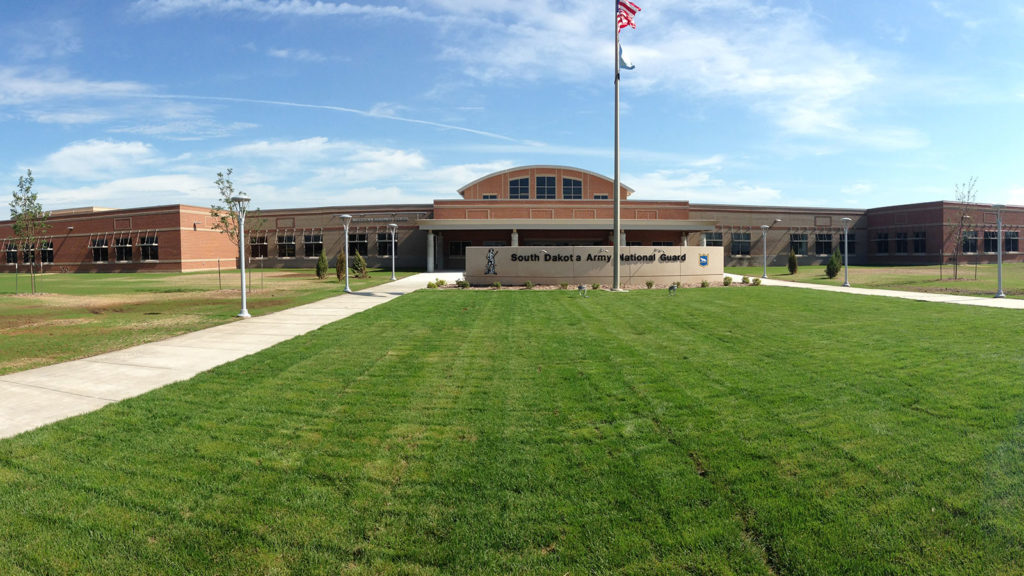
699 254 709 267
485 248 497 275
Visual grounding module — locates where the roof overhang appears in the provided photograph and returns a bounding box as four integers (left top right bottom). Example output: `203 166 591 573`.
418 218 717 232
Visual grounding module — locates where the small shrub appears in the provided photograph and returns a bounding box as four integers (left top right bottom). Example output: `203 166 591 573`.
752 277 761 286
723 276 733 286
825 246 842 279
456 279 469 289
351 251 368 278
645 280 654 289
788 248 798 275
335 251 347 281
523 281 534 290
315 250 328 279
491 281 501 290
701 280 710 288
741 276 750 284
436 278 447 287
560 282 569 290
591 283 600 290
426 281 438 289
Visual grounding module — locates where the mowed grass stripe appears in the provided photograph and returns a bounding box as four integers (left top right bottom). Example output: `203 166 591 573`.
1 287 1023 575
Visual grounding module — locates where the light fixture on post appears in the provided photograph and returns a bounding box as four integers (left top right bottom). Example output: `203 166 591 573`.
841 217 852 287
339 214 352 293
229 193 251 318
761 218 782 279
995 205 1006 298
388 222 398 281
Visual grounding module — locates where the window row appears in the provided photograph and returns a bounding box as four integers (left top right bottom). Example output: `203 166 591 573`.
249 233 398 259
4 241 56 264
88 237 160 262
958 230 1019 254
507 177 585 200
704 232 855 257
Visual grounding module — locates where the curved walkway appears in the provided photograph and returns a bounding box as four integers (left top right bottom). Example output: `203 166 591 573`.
0 272 464 440
727 273 1024 309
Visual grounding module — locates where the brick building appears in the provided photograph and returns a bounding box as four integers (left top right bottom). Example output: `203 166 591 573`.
2 166 1022 274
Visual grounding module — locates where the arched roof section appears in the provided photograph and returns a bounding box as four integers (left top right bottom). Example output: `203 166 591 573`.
457 165 634 200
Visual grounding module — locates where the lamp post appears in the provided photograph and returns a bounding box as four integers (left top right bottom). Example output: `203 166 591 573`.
995 205 1006 298
230 193 251 318
761 218 781 279
388 222 398 281
841 217 852 287
339 214 352 293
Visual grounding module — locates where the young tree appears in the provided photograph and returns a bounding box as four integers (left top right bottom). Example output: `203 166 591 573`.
315 250 328 279
9 169 49 293
946 177 977 280
787 248 798 275
336 250 347 281
825 246 842 279
351 251 369 278
210 169 264 289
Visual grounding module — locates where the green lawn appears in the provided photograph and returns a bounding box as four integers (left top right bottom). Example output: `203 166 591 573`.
0 268 415 375
1 287 1022 574
728 262 1024 297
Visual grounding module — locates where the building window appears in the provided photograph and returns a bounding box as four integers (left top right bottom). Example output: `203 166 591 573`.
594 194 609 200
482 194 498 200
115 238 132 262
874 233 889 255
790 234 808 256
277 235 296 258
509 177 529 199
91 238 109 262
304 233 323 258
912 231 927 254
894 232 908 254
652 241 673 246
563 178 582 200
449 241 471 257
840 233 856 256
21 243 35 264
349 233 368 256
536 176 556 199
704 232 723 247
815 233 832 256
1006 231 1019 253
377 232 394 257
983 231 999 253
250 235 267 259
627 241 643 247
5 243 18 264
731 232 751 256
962 230 978 254
39 241 54 264
141 236 159 261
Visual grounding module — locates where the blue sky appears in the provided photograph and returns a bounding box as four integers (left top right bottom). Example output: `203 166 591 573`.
2 0 1023 211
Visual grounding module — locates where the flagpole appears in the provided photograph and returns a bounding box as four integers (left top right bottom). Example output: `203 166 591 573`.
612 0 623 291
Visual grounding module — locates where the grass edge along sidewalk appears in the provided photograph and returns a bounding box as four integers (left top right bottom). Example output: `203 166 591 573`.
1 287 1023 574
0 272 464 440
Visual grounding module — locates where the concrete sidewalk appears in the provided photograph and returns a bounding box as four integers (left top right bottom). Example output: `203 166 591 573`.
727 273 1024 309
0 272 464 440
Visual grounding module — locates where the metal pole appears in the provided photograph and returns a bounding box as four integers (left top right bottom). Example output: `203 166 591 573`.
996 205 1006 298
761 225 769 279
841 217 851 287
612 5 622 291
234 200 250 318
389 223 398 281
340 214 352 293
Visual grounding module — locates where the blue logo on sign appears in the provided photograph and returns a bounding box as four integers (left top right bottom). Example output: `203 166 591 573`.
699 254 709 267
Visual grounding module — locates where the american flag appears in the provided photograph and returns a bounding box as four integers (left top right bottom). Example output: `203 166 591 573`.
617 0 640 31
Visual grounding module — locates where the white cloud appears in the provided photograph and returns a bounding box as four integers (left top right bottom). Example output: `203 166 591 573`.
267 47 326 62
40 140 160 181
0 67 148 105
625 168 782 205
132 0 430 20
40 174 214 208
